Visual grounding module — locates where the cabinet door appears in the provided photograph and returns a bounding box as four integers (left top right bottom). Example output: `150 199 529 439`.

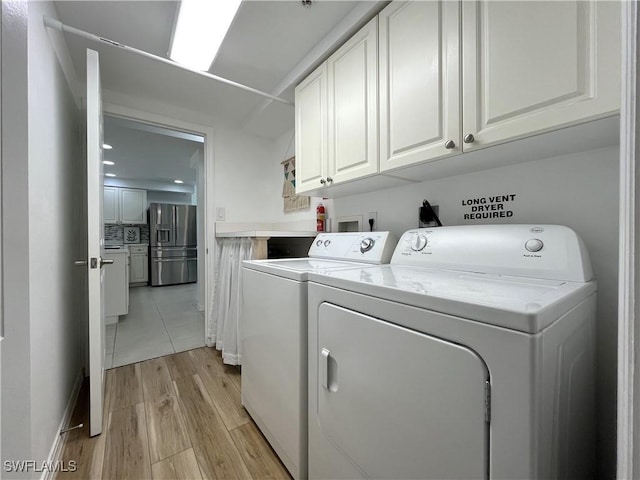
130 254 146 283
327 17 378 185
119 188 147 224
379 1 460 172
462 0 620 151
295 63 328 193
103 186 119 224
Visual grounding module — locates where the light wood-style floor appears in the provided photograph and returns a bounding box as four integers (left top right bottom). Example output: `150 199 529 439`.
57 347 291 480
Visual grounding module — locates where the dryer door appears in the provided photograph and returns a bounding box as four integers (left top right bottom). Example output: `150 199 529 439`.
316 303 490 479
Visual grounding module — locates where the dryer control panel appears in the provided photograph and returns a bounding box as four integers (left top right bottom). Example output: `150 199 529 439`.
308 232 397 264
391 225 593 282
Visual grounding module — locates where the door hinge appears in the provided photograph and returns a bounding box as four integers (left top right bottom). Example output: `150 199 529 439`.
484 380 492 424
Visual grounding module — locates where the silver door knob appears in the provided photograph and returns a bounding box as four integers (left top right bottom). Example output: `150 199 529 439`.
100 258 115 268
463 133 475 144
326 177 333 183
444 140 456 149
320 178 326 185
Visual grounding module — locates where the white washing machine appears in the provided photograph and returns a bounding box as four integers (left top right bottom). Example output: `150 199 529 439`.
241 232 397 480
308 225 596 480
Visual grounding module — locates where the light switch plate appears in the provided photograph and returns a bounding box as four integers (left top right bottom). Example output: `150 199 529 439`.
216 207 226 221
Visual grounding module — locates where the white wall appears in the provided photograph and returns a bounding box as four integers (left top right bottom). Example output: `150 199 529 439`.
270 129 327 229
2 1 84 475
333 145 619 477
213 125 283 223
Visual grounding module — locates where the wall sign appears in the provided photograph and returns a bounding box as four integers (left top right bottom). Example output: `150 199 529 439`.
462 194 517 220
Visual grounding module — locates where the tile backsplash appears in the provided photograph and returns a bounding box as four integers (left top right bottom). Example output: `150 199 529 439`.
105 224 150 244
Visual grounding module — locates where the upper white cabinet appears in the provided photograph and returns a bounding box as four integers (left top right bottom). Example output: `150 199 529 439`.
294 0 620 195
379 1 460 171
119 188 147 224
327 17 379 185
103 186 119 224
461 0 620 151
103 186 147 224
296 17 378 194
295 64 328 192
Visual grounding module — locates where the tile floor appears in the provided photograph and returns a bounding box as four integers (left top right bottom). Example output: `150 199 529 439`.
106 283 205 368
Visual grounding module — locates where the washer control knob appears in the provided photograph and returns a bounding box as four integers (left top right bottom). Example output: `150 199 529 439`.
323 240 331 247
525 238 544 252
411 234 428 251
360 237 375 253
316 239 322 247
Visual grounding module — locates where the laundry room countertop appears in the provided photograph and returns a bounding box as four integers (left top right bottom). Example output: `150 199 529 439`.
215 222 317 238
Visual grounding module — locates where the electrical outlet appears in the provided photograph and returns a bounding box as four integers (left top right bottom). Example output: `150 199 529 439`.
367 211 378 231
216 207 226 221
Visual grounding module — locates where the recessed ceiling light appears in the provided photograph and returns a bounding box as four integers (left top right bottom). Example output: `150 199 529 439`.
174 179 184 184
169 0 242 71
105 173 116 177
103 160 115 166
103 144 113 150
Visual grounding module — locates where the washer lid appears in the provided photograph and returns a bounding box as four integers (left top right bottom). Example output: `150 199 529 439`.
309 265 596 333
242 258 369 281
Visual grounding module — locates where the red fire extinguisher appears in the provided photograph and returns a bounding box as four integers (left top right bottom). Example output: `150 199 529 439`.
316 203 326 232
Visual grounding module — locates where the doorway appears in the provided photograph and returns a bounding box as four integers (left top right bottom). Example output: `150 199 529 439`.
101 113 211 368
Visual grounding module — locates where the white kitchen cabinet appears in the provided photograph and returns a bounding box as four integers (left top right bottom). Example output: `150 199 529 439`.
103 187 119 224
461 0 620 152
296 17 378 194
379 1 460 171
103 249 129 324
103 187 147 224
119 188 147 224
129 244 148 285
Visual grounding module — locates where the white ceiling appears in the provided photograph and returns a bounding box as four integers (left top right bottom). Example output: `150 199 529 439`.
53 0 385 186
53 0 386 139
104 115 202 186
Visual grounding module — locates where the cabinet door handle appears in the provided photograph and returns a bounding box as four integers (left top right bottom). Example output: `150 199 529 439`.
463 133 475 144
326 177 333 183
320 178 326 185
444 140 456 149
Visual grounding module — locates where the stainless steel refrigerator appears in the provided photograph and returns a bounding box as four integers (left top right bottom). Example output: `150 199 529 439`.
149 203 197 286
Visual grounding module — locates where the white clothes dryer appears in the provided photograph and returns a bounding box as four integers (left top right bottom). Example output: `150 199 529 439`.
241 232 397 480
307 225 596 480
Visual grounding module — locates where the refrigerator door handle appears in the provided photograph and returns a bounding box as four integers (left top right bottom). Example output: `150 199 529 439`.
156 229 171 243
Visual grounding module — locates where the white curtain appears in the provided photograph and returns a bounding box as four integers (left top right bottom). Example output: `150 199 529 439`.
207 237 253 365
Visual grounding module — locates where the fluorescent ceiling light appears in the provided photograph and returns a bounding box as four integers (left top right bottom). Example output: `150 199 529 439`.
103 144 113 150
169 0 242 71
174 179 184 184
103 160 115 166
105 173 116 177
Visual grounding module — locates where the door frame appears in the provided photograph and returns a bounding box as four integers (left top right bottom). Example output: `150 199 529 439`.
103 103 216 340
618 0 639 477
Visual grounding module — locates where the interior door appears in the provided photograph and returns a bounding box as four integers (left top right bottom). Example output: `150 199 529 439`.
316 303 489 479
86 48 106 437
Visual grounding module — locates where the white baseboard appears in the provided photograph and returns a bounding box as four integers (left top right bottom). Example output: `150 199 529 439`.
41 370 84 480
